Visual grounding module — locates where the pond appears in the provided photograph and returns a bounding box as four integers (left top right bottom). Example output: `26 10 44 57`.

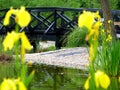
0 61 120 90
28 64 87 90
0 61 87 90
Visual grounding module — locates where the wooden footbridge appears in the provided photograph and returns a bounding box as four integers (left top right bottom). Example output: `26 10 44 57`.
0 7 120 51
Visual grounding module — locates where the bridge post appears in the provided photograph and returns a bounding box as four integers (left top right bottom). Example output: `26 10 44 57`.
54 9 61 49
55 32 62 49
61 11 65 28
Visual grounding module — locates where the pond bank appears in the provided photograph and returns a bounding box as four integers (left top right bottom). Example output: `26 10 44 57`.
25 47 89 70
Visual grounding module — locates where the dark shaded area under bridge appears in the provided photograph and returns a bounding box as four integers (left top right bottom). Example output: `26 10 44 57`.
0 7 120 51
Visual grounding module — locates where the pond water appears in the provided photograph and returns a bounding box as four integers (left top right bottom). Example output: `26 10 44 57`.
28 64 88 90
0 62 87 90
0 61 120 90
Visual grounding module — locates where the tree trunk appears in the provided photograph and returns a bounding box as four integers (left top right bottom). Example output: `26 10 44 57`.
100 0 116 38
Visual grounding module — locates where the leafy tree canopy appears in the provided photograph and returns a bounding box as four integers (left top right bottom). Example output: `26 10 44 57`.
0 0 119 9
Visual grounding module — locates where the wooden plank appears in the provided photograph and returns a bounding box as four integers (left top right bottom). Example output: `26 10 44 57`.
114 22 120 25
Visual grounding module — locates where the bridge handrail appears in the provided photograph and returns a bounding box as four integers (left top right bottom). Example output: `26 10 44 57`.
0 7 120 14
0 7 120 50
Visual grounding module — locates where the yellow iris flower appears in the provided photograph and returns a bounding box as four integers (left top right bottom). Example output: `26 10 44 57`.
3 31 32 51
21 32 32 50
106 34 112 42
108 20 112 24
95 70 110 89
85 22 100 41
0 78 27 90
20 32 32 62
89 44 94 61
15 6 31 27
3 31 20 51
4 6 31 27
0 78 17 90
84 70 110 89
78 11 95 30
84 76 90 90
3 7 13 26
18 81 27 90
93 22 101 37
78 11 101 42
78 11 100 30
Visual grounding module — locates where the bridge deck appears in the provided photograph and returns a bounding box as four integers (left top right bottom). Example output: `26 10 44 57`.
25 47 89 70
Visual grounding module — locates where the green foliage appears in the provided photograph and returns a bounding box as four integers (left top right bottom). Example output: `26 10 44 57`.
109 0 119 9
96 36 120 76
0 0 81 9
65 27 88 47
79 0 100 8
0 36 13 56
0 0 29 9
0 62 15 83
0 0 119 9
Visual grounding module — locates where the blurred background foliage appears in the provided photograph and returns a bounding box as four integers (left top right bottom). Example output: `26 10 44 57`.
0 0 120 9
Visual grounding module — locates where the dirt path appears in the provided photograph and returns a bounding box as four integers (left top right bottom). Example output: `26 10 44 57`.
25 47 89 70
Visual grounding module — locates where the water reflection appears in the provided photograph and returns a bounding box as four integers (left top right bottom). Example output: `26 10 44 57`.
0 62 120 90
28 64 87 90
108 77 120 90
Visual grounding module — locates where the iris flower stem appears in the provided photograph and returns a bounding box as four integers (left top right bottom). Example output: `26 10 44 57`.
15 40 21 76
14 24 20 76
15 23 19 33
89 63 96 90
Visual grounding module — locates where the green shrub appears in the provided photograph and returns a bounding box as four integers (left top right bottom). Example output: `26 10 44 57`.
65 27 88 47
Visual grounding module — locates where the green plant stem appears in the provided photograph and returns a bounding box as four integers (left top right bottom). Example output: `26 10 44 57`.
14 24 20 76
89 62 96 90
14 41 21 76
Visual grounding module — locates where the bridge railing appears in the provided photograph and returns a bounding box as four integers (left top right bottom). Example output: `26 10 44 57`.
0 7 120 34
0 7 120 50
